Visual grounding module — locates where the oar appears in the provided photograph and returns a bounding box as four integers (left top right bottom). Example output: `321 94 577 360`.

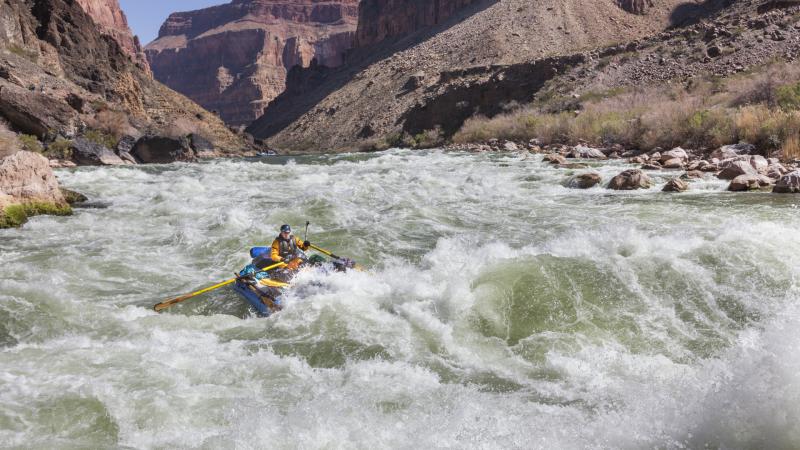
153 262 287 312
307 244 365 271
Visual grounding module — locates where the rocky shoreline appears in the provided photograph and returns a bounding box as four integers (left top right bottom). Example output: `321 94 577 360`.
444 139 800 194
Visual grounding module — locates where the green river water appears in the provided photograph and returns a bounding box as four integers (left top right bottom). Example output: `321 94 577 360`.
1 149 799 448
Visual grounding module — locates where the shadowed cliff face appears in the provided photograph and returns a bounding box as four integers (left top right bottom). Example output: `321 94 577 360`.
249 0 695 152
145 0 359 126
0 0 246 153
355 0 481 47
74 0 149 71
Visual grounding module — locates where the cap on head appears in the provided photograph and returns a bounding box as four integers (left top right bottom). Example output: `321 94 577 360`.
280 224 291 233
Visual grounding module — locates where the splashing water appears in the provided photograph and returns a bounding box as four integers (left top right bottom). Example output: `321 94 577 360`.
1 149 800 448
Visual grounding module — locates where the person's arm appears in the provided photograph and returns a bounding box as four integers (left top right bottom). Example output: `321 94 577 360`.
270 240 282 261
297 236 310 250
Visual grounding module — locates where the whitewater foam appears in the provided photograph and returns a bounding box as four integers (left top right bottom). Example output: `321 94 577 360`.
1 150 799 448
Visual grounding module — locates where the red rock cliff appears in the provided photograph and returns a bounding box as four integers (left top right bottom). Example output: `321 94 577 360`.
74 0 149 71
145 0 359 126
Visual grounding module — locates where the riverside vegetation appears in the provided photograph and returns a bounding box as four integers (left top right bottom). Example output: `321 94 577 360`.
454 61 800 160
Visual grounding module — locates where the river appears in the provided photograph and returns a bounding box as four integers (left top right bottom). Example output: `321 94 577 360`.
1 149 799 448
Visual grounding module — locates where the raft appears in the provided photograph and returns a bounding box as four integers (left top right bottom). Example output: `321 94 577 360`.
232 277 289 317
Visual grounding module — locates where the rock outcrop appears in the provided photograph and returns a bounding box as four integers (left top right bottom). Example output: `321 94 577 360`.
131 136 196 164
662 178 688 192
70 138 125 166
617 0 653 14
145 0 360 126
250 0 694 152
567 172 602 189
773 170 800 193
354 0 480 47
608 169 653 190
0 151 70 227
75 0 149 71
0 151 66 209
0 0 247 158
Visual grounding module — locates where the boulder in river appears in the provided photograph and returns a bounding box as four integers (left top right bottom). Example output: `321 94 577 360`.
698 161 719 172
662 178 688 192
748 155 769 173
728 174 761 191
717 160 757 180
711 143 756 160
641 163 662 170
131 136 196 164
569 145 606 159
0 151 71 227
662 158 685 169
70 138 125 166
767 164 787 180
567 172 602 189
543 153 566 165
502 141 519 152
660 147 688 163
608 169 653 190
773 170 800 193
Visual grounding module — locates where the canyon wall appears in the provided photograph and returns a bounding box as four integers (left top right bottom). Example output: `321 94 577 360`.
249 0 697 152
354 0 481 47
74 0 149 70
146 0 359 126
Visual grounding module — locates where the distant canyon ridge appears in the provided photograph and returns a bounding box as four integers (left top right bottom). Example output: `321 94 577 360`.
144 0 723 152
145 0 360 126
144 0 494 127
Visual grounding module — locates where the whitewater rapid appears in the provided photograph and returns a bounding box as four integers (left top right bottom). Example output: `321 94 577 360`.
1 149 800 448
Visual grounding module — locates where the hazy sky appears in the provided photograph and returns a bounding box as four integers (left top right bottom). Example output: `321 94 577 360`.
119 0 227 45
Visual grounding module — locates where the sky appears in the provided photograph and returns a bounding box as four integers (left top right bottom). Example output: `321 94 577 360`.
119 0 227 45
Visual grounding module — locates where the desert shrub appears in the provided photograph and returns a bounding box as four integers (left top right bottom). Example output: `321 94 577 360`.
92 110 134 139
83 129 117 149
90 99 109 112
381 132 404 149
18 134 43 153
735 106 800 157
781 134 800 160
413 127 445 148
776 82 800 110
728 62 800 108
44 138 73 159
681 109 736 149
166 117 211 140
451 61 800 157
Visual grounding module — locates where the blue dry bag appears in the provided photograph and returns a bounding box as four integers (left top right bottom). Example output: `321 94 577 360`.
250 247 270 258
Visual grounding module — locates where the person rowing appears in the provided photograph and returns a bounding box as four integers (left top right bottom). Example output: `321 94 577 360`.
269 224 311 267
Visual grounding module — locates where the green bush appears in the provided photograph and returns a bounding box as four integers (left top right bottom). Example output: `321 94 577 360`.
44 138 73 159
777 82 800 110
0 201 72 228
413 127 445 149
18 134 43 153
83 129 117 149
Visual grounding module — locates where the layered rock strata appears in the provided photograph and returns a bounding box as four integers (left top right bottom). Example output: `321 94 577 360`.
249 0 693 152
146 0 360 126
75 0 149 70
354 0 481 47
0 0 246 155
